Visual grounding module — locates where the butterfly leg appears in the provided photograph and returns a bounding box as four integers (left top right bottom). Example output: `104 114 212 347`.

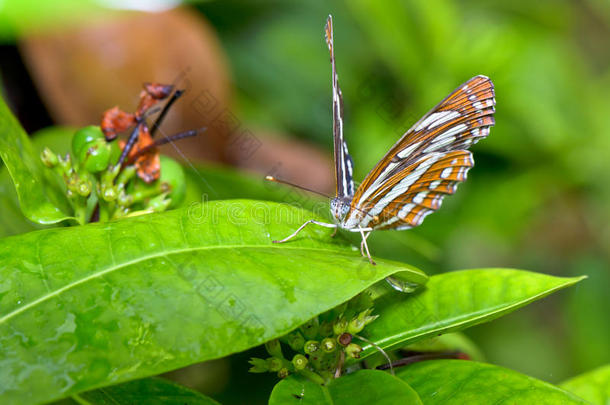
358 229 376 266
272 220 337 244
330 227 338 238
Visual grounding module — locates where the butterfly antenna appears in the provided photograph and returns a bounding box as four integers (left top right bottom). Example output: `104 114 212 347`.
129 127 206 160
150 89 185 138
353 334 394 375
114 106 164 167
265 176 331 198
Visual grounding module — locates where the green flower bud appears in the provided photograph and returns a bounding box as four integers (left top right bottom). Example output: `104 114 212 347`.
117 191 133 207
321 337 336 353
300 317 320 340
348 317 366 335
333 317 348 336
277 367 290 379
267 357 283 372
248 357 269 373
58 153 73 176
102 185 118 202
292 354 308 370
345 343 362 359
265 339 283 359
116 165 137 190
345 308 378 335
303 340 320 355
318 321 333 337
147 194 171 212
281 331 306 352
40 147 59 168
76 179 92 197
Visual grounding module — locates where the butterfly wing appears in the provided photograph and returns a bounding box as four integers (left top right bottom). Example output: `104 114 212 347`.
343 75 495 230
325 15 354 198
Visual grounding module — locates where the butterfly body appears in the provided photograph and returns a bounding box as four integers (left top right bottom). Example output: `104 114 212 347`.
271 15 495 265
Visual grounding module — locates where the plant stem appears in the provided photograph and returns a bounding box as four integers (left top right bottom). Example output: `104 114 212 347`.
297 368 326 385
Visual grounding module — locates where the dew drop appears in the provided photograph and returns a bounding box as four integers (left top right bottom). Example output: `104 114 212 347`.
384 276 421 293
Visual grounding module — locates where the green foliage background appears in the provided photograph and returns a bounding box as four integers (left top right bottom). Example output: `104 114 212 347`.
196 0 610 383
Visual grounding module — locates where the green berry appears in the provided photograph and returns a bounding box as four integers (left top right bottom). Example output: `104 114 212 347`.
72 125 104 158
80 138 111 173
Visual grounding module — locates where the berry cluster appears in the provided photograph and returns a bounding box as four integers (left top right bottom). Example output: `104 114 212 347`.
249 292 378 384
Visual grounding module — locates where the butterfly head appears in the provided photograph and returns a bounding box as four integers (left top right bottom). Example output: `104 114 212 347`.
330 197 351 222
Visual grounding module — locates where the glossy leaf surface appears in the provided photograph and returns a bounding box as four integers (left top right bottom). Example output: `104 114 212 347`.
398 360 588 404
560 364 610 405
59 377 219 405
0 200 426 404
357 269 584 359
0 97 73 223
269 369 421 405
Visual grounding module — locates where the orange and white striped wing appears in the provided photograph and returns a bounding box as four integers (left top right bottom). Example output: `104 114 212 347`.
343 75 494 230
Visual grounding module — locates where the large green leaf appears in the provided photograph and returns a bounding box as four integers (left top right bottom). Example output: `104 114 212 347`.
0 200 426 405
0 97 73 223
356 269 584 359
0 169 41 238
397 360 588 404
58 377 219 405
559 364 610 405
269 369 422 405
0 126 74 238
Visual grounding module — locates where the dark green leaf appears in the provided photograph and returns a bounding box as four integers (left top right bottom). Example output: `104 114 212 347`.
269 369 421 405
560 364 610 405
0 200 426 404
0 97 73 223
357 269 584 360
57 377 219 405
397 360 588 404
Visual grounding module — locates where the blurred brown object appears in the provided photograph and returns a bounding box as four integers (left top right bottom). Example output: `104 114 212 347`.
19 7 231 163
228 129 335 197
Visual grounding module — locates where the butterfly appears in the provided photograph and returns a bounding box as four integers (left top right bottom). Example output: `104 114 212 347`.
269 15 495 265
